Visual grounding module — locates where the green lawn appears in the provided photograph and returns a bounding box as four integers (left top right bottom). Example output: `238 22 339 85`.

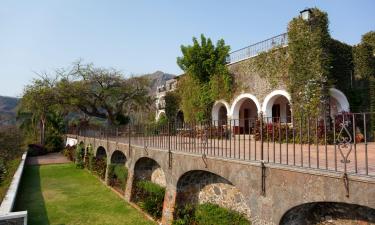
15 163 155 225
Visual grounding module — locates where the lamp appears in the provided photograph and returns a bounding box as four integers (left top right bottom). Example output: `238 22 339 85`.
300 8 312 21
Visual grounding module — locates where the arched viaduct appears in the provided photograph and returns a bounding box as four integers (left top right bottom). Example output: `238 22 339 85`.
70 135 375 225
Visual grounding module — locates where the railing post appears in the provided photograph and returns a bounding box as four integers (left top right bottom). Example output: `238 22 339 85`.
168 122 172 169
260 112 264 161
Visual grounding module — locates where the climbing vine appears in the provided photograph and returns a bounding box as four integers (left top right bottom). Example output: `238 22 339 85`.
287 8 331 117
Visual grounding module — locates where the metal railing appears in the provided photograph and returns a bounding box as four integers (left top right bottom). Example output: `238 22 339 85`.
226 33 288 64
69 112 375 178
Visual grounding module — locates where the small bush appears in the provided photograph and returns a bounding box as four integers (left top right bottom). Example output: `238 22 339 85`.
108 164 128 191
134 180 165 219
63 145 75 161
173 203 250 225
0 160 6 184
44 134 64 152
27 144 47 156
75 144 84 169
92 157 107 179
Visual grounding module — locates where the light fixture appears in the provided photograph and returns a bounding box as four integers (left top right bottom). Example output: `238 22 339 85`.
300 8 312 21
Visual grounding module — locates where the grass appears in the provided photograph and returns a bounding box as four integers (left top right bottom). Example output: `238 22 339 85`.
15 163 156 225
0 158 21 202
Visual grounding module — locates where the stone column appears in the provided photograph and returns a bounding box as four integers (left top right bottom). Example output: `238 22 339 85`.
161 184 177 225
124 169 134 201
104 156 110 185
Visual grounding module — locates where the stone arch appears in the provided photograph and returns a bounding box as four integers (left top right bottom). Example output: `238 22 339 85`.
95 146 107 159
262 90 292 123
329 88 350 116
230 93 261 134
175 170 251 220
110 150 127 164
280 202 375 225
212 100 230 124
133 157 166 188
156 110 166 121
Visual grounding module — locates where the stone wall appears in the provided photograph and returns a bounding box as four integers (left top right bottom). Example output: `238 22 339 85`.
280 202 375 225
228 56 288 105
75 135 375 225
176 170 251 219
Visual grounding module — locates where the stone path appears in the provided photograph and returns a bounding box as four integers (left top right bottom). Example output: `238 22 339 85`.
26 152 70 165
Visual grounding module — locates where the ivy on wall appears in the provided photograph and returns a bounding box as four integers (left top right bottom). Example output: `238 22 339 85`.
287 8 331 117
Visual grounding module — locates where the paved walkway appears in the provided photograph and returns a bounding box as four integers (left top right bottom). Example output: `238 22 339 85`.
26 152 70 165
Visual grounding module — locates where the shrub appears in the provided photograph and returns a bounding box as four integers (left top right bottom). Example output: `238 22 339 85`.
92 157 107 179
173 203 250 225
63 145 75 161
134 180 165 219
44 133 64 152
0 159 6 185
27 144 47 156
75 144 84 169
108 164 128 191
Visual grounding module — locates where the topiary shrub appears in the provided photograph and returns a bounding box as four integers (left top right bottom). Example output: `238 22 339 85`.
133 180 165 219
173 203 250 225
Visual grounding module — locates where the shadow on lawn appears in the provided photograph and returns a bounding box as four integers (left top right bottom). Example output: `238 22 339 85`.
14 166 50 225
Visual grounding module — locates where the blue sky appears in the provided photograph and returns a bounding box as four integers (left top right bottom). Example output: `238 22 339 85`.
0 0 374 97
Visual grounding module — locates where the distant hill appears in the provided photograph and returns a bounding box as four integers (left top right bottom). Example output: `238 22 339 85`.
141 71 176 94
0 96 19 125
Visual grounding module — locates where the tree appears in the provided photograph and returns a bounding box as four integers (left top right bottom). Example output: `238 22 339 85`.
18 76 58 145
164 92 180 122
176 34 231 122
57 61 152 125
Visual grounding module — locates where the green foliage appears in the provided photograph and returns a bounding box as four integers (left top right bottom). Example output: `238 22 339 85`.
63 145 75 161
177 34 230 84
92 157 107 180
0 159 6 185
287 8 331 116
252 47 290 88
177 34 232 122
177 76 213 122
108 164 128 190
173 203 250 225
353 43 375 80
362 31 375 52
56 61 152 125
75 144 85 169
134 180 165 219
164 92 180 122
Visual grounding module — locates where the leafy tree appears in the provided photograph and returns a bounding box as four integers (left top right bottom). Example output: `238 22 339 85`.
164 92 180 122
176 35 231 122
18 76 58 145
57 61 152 125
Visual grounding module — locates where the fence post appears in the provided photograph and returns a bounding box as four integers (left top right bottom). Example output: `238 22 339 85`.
260 112 264 161
168 122 172 169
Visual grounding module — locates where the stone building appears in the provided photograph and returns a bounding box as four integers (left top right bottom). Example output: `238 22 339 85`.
155 9 352 135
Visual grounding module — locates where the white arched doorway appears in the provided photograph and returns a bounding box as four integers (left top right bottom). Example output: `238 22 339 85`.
155 110 166 121
329 88 350 116
212 100 230 125
230 93 261 134
262 90 292 123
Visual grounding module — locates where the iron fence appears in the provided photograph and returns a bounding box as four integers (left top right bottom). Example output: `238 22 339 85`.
69 112 375 178
226 33 288 64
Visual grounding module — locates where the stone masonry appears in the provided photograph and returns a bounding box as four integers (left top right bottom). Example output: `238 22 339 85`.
73 135 375 225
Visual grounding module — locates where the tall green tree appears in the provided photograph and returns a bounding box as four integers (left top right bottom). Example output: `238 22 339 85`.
18 76 58 145
176 34 231 122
